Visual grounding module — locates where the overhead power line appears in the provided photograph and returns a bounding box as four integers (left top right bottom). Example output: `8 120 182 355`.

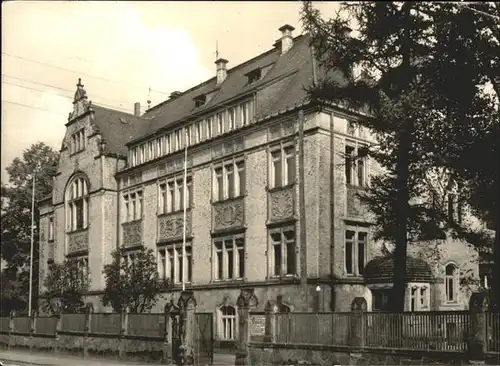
2 51 170 96
1 100 68 116
2 77 133 113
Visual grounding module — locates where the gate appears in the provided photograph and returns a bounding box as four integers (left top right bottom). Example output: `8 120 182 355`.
194 312 214 365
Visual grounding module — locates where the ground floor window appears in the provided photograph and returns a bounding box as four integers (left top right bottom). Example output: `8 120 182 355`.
371 289 391 311
218 305 237 340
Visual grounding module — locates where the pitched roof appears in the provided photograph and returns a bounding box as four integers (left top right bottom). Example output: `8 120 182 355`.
135 34 318 143
364 255 435 283
91 105 149 155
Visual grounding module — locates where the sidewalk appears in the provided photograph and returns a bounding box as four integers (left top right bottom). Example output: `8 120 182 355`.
0 349 235 366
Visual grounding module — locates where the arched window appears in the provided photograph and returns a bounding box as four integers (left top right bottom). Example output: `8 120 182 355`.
218 305 236 340
445 264 458 302
66 175 89 231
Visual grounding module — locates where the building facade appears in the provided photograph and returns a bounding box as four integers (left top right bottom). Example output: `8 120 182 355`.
38 24 482 343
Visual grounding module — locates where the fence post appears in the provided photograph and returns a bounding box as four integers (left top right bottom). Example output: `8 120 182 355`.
467 292 489 364
8 310 15 350
83 304 92 358
119 308 129 360
235 288 258 366
163 302 172 364
178 290 197 365
349 297 367 364
29 310 36 352
264 301 277 343
54 313 61 354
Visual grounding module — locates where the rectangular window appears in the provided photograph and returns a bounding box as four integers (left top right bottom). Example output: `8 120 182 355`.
166 134 172 154
139 145 146 164
48 217 54 241
206 117 213 139
185 125 192 147
217 112 224 135
270 144 295 188
148 141 154 160
71 129 86 154
123 190 143 222
175 130 181 151
213 159 245 201
345 229 368 276
158 176 192 214
240 102 249 126
156 137 163 157
345 143 367 186
270 227 296 277
228 108 235 130
213 236 245 280
195 121 201 144
159 244 193 284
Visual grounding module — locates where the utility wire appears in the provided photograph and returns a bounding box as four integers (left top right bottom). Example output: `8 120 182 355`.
1 100 68 116
2 79 133 113
2 51 170 96
2 74 135 107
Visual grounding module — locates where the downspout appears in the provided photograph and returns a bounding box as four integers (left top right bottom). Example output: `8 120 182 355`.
298 109 308 308
329 112 336 311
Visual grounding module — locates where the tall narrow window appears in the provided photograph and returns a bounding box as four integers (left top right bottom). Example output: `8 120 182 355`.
270 145 295 188
240 102 249 126
159 244 193 284
67 176 89 232
48 217 54 241
345 146 355 185
228 108 236 130
217 113 224 135
195 122 201 144
445 264 458 302
122 189 143 222
270 227 296 277
345 230 354 275
357 232 366 275
207 117 213 139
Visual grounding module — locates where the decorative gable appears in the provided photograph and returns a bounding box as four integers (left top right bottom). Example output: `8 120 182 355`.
68 78 93 122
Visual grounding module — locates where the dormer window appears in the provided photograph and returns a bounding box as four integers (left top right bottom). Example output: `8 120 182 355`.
194 94 207 108
246 68 262 85
70 129 85 154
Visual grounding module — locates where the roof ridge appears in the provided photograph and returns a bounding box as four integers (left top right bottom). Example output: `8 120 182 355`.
144 34 308 115
92 103 148 120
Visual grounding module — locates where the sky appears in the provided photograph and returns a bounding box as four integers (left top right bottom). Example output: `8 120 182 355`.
1 1 340 183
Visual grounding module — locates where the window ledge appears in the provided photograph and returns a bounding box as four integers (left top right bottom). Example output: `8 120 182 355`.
157 208 192 218
211 195 246 205
212 278 245 283
67 227 89 235
266 184 295 193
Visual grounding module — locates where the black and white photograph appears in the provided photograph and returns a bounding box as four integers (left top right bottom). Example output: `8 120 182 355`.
1 1 499 365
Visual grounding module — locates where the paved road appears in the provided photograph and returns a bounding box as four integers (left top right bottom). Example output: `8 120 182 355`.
0 349 235 366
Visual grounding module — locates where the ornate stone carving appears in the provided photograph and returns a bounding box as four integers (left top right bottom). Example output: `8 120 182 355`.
48 243 55 261
68 230 88 253
212 137 245 159
347 186 367 217
122 220 142 248
237 288 259 308
269 186 294 221
269 125 281 140
282 120 295 136
213 197 244 231
158 211 192 241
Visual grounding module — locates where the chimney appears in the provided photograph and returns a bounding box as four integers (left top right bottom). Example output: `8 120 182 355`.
279 24 295 55
215 58 228 86
134 102 141 117
170 91 181 99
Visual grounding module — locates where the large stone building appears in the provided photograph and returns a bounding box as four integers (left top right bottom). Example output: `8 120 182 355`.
38 24 484 342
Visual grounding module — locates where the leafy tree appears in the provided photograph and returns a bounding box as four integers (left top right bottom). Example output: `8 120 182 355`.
42 260 90 315
102 247 170 313
1 142 59 313
302 1 499 310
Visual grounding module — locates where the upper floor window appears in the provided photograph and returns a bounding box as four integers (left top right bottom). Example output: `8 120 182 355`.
158 243 192 284
228 108 236 131
165 134 172 155
147 141 154 160
213 235 245 280
445 263 458 302
70 129 85 154
345 229 367 276
185 125 192 147
217 112 225 135
194 121 202 144
345 143 368 187
139 144 146 164
269 226 296 277
123 189 143 223
66 176 89 232
269 144 295 189
206 117 213 139
247 68 262 84
240 102 250 126
213 159 245 202
174 129 182 151
48 216 54 242
156 137 164 157
158 175 193 214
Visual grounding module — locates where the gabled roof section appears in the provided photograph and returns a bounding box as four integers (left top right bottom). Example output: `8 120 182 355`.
140 34 316 140
91 105 149 156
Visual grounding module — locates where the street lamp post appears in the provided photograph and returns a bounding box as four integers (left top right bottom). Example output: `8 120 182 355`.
28 171 36 317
